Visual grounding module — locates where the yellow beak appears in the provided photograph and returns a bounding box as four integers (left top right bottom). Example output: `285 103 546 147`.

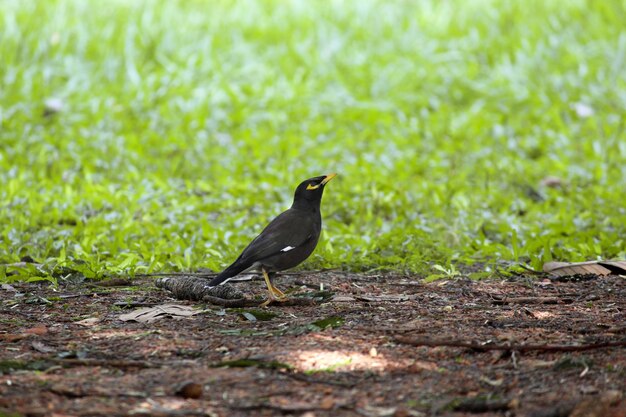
321 173 337 185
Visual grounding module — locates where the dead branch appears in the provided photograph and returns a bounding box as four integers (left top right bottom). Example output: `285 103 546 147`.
155 276 245 301
393 336 626 352
201 295 261 307
156 276 325 307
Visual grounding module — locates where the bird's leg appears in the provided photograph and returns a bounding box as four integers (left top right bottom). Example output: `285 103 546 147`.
260 268 287 307
268 272 286 298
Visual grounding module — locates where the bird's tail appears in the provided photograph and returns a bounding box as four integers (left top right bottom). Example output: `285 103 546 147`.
208 260 250 286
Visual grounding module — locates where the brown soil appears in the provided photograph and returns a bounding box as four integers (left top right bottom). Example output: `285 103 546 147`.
1 273 625 417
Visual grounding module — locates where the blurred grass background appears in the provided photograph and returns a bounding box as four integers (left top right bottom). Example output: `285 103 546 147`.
1 0 625 281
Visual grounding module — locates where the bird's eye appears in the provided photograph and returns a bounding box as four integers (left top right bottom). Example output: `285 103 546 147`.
306 183 321 190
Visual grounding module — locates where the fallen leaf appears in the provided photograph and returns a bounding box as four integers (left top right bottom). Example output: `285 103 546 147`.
320 396 336 410
331 296 356 302
311 316 344 330
240 312 257 322
0 334 28 342
119 304 201 323
407 360 439 372
543 260 626 277
75 317 101 326
233 309 277 321
32 341 56 353
479 376 504 386
519 359 557 369
357 405 397 417
23 324 48 335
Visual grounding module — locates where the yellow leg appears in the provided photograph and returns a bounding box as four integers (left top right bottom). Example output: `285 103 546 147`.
260 268 287 307
270 284 286 298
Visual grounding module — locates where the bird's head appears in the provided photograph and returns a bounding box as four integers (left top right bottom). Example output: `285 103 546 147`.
292 173 337 210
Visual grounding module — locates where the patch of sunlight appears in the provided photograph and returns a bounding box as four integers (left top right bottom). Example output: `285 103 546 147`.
294 349 392 372
532 311 556 319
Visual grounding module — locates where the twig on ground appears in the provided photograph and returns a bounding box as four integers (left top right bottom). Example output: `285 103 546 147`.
156 276 325 306
394 336 626 352
155 276 245 301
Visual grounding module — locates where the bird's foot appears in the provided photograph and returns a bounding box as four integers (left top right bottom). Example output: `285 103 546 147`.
270 284 286 298
260 294 288 307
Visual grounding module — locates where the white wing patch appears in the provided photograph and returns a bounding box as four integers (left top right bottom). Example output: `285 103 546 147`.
280 246 296 252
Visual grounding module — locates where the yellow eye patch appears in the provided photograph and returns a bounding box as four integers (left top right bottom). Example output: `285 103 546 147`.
306 183 320 190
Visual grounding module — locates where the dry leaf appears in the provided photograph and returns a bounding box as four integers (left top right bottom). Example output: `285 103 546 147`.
331 296 356 302
75 317 101 326
32 341 56 353
0 334 28 342
543 261 626 277
23 324 48 335
119 304 201 323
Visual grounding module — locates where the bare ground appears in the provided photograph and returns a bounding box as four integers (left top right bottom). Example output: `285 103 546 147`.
1 272 625 417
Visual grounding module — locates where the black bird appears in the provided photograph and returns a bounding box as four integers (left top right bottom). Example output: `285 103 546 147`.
209 173 336 305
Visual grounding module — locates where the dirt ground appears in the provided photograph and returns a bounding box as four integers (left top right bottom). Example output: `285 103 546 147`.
1 272 625 417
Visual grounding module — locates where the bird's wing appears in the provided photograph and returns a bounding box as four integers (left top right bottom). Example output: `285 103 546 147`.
236 209 318 264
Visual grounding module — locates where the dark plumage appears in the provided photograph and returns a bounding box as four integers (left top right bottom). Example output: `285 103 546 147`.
209 173 336 305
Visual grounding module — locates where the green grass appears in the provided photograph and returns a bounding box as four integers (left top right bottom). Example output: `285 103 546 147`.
1 0 625 282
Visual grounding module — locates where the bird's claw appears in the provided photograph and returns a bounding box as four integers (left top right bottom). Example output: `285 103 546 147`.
260 293 288 307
